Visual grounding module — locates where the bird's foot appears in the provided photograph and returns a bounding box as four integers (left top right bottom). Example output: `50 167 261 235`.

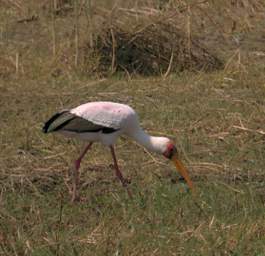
122 177 131 186
120 178 133 199
71 192 80 203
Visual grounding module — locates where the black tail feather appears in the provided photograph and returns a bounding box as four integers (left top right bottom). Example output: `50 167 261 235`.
42 110 68 133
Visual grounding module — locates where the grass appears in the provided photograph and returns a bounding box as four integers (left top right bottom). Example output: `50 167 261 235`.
1 71 265 255
1 1 265 255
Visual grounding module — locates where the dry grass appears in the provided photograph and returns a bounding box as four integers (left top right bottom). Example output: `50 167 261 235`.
1 0 265 77
1 0 265 255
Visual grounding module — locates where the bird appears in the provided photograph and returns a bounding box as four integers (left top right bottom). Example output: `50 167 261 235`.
43 101 193 201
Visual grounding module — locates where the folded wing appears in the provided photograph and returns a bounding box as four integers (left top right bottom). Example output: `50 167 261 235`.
43 110 119 134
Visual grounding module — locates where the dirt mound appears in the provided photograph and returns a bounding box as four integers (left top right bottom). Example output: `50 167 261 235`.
85 8 223 76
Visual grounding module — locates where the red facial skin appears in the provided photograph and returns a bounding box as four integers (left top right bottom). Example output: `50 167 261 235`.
163 143 177 159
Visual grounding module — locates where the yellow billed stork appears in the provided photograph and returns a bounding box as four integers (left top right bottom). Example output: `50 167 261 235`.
43 101 193 201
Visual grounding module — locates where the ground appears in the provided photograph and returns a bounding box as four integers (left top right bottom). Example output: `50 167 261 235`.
0 1 265 255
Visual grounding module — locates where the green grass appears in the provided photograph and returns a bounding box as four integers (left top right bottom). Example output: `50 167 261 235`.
1 181 265 255
1 71 265 255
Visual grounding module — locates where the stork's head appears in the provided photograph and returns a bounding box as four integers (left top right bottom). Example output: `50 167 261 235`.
162 140 194 190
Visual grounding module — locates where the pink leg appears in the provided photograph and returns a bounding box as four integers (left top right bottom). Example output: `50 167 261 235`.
71 142 93 202
110 145 132 199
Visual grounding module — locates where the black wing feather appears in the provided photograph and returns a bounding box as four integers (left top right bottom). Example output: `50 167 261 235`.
43 111 119 134
42 110 69 133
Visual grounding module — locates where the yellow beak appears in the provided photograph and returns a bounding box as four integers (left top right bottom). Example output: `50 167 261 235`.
171 154 194 190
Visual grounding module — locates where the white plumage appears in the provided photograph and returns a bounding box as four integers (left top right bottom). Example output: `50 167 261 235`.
43 101 193 201
71 101 136 130
66 101 138 146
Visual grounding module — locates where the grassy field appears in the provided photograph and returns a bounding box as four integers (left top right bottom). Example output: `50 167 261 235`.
1 1 265 255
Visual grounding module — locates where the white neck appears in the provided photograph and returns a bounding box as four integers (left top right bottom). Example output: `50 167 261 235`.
130 128 169 154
